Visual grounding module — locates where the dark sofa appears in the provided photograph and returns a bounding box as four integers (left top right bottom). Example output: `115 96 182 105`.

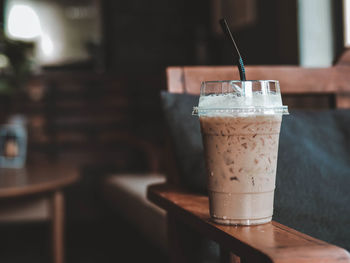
102 92 350 261
161 91 350 252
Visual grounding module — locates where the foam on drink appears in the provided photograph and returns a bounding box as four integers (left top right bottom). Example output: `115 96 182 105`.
198 92 283 109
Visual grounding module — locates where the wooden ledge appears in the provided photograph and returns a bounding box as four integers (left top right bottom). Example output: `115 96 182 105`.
147 183 350 263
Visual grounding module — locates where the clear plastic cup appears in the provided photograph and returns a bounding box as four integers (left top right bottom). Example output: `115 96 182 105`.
193 80 288 225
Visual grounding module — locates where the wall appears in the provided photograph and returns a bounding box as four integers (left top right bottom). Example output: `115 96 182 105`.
100 0 299 172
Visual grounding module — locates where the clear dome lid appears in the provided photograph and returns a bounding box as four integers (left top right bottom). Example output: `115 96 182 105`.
193 80 289 116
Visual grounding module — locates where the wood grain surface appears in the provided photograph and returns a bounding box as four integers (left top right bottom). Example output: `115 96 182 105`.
167 66 345 94
166 53 350 108
148 184 350 263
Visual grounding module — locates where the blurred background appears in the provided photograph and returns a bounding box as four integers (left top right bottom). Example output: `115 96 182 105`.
0 0 347 262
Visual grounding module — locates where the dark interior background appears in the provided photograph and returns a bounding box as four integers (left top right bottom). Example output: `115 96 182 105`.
1 0 302 177
0 0 346 262
0 0 346 222
1 0 345 219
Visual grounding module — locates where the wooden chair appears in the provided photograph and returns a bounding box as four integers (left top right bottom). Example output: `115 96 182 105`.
165 51 350 108
147 50 350 263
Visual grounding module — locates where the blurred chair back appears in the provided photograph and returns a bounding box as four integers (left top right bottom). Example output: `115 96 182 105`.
167 49 350 109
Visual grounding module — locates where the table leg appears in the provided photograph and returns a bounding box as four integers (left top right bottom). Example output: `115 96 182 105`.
52 191 64 263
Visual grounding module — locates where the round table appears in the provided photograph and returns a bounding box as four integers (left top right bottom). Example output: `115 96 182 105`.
0 162 80 263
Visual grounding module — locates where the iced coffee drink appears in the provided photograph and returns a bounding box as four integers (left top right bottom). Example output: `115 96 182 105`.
193 80 288 225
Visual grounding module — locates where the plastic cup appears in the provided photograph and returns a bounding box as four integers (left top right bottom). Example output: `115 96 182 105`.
193 80 288 225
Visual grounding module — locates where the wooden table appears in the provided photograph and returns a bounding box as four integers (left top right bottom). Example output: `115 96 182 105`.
148 184 350 263
0 162 80 263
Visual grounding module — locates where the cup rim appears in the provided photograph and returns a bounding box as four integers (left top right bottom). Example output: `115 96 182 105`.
201 80 279 84
192 106 289 116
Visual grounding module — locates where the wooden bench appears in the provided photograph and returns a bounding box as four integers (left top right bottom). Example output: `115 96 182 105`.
148 50 350 262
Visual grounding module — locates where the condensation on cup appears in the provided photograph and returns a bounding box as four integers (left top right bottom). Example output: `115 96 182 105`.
193 80 289 225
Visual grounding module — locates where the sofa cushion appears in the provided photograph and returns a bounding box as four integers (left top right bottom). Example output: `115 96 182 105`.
161 91 207 193
274 110 350 249
161 92 350 251
102 174 167 251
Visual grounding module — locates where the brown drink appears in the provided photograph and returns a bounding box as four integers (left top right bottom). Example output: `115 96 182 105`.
194 80 288 225
200 115 281 225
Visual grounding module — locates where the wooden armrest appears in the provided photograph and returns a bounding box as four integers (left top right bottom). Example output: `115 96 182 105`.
147 183 350 263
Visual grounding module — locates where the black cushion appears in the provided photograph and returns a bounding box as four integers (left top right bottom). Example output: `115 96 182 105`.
161 91 207 193
274 110 350 250
160 92 350 251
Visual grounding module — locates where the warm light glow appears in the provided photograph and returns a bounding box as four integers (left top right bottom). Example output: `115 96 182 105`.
40 34 54 56
7 4 42 40
5 0 102 65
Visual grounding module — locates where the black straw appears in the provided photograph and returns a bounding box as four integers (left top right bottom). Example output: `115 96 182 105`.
219 18 246 81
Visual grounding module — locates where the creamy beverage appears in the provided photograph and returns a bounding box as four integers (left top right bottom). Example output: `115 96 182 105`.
194 81 288 225
200 115 281 224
